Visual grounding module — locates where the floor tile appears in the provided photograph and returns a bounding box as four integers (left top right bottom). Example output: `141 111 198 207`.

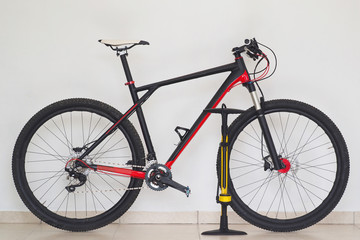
24 223 118 240
0 224 41 240
114 224 200 240
283 225 360 240
199 224 285 240
25 231 116 240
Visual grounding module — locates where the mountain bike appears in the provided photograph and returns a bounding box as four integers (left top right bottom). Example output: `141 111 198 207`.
12 38 349 232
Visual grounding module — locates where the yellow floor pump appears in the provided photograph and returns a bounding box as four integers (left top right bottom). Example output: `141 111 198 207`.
202 104 247 236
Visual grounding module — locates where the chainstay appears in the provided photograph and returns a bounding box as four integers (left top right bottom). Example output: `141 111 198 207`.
71 160 156 193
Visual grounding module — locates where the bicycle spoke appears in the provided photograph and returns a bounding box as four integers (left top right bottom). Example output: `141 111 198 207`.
38 171 66 202
93 172 123 198
302 151 335 165
47 184 68 209
283 180 297 216
81 112 85 145
236 139 267 153
90 130 118 162
28 172 64 184
255 172 275 211
247 171 275 206
291 125 319 162
60 114 73 151
297 164 336 173
289 119 310 161
84 120 112 147
43 124 72 152
29 142 67 164
283 114 301 157
87 180 115 206
65 192 70 217
232 148 263 164
31 168 65 193
239 172 278 198
91 138 126 162
231 165 264 180
291 142 331 161
87 175 99 213
235 174 275 190
276 174 288 218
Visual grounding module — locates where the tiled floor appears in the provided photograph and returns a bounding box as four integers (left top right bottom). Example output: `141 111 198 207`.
0 223 359 240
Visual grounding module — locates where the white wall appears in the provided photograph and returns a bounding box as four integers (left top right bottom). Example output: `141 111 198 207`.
1 0 359 212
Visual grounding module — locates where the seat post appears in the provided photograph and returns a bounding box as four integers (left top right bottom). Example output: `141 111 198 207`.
119 52 140 103
119 54 136 90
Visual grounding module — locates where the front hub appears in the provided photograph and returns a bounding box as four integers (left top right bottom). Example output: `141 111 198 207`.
278 158 291 174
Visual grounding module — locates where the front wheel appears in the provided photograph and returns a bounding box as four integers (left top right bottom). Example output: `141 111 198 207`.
217 99 349 232
12 98 145 231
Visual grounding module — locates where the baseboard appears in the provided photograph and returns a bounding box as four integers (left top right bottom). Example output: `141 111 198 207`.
0 211 358 225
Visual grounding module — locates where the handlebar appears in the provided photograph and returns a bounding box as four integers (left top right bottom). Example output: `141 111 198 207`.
233 38 263 60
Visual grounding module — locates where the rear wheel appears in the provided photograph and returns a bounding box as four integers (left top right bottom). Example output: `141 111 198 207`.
217 99 349 232
13 98 145 231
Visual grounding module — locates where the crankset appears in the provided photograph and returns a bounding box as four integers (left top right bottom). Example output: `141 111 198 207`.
145 164 191 197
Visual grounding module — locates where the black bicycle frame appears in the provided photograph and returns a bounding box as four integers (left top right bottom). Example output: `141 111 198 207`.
79 50 282 176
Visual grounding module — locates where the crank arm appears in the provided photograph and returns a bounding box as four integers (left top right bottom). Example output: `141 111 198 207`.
159 176 191 197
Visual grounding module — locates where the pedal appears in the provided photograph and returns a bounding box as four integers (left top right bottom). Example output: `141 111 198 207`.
158 175 191 197
184 186 191 197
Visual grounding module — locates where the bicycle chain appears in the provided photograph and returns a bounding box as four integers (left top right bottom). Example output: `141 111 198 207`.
75 186 147 194
93 160 146 169
73 160 157 194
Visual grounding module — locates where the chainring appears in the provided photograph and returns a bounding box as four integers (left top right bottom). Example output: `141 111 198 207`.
145 164 172 191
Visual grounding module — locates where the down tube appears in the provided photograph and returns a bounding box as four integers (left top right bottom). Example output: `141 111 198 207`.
165 70 243 168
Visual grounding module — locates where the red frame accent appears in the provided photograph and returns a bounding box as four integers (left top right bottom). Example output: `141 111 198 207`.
97 165 146 179
105 104 138 134
165 71 249 169
125 81 135 85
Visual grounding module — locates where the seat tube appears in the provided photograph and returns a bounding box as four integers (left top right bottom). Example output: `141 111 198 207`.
119 54 157 160
246 82 282 170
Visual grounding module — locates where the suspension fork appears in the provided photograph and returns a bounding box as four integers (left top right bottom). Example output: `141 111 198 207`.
245 82 284 170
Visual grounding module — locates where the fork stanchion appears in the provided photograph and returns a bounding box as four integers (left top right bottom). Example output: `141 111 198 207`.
201 104 247 236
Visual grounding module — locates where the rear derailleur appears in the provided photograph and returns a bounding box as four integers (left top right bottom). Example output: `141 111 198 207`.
65 165 87 193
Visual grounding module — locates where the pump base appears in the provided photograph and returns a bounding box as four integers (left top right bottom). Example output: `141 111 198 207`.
201 205 247 236
202 228 247 236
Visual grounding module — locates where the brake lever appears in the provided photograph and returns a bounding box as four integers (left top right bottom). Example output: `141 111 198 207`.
246 50 259 61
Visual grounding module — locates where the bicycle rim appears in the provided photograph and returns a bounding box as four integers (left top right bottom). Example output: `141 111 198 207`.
14 99 144 226
226 100 348 231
